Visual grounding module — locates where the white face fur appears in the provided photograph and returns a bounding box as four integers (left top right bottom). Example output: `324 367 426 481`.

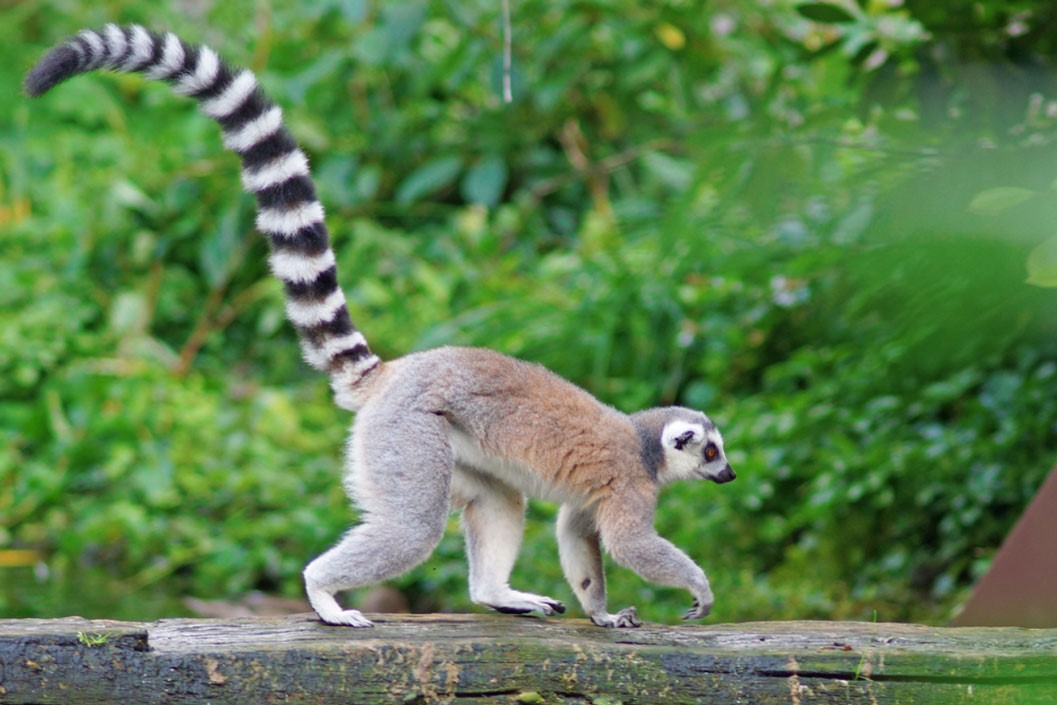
659 419 735 485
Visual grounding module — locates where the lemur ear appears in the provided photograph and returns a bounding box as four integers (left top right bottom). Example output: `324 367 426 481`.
662 421 704 451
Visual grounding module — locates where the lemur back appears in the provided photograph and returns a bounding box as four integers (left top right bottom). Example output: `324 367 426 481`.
26 25 736 629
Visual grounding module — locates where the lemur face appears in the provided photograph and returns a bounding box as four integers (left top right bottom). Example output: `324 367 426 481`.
660 417 736 485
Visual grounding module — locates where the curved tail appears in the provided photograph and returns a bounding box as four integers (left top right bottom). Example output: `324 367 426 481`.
25 24 381 405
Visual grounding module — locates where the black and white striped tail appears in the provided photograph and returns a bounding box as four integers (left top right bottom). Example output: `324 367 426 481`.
25 24 381 401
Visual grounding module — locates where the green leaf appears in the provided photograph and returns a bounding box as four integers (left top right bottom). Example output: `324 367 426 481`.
199 205 242 288
1026 235 1057 287
108 291 149 336
381 1 427 52
641 152 694 191
968 186 1035 216
460 154 508 207
338 0 368 22
395 155 463 204
796 2 858 24
111 179 156 215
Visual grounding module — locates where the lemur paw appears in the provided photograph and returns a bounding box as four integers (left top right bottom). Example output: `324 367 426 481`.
483 590 566 617
591 606 642 628
682 598 712 621
317 608 374 628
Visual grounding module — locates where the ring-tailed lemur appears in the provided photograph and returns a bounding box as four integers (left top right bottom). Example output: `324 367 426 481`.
25 24 735 628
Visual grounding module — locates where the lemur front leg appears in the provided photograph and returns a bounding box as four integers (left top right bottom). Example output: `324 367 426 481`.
556 504 641 628
459 472 565 617
596 500 715 621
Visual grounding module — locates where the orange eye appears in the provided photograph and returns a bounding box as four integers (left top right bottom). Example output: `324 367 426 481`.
705 445 718 461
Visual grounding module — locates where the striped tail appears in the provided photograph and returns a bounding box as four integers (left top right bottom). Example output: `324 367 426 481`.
25 24 381 406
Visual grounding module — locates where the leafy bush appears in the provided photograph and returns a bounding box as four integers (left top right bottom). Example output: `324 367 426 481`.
2 0 1055 623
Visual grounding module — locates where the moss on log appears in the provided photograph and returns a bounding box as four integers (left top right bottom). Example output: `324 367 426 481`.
0 614 1054 704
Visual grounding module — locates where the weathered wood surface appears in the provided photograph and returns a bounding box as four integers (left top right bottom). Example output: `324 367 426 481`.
1 614 1054 704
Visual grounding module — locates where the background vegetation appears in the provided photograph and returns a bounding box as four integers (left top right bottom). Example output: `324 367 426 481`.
2 0 1056 625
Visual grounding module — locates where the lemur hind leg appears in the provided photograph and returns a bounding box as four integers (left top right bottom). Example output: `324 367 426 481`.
304 412 453 627
458 472 565 617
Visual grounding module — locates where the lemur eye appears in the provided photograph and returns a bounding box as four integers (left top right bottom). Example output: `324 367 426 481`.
704 444 718 461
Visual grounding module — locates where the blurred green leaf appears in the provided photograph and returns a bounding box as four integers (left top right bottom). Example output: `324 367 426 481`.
641 152 694 191
395 155 463 204
460 154 508 207
1026 235 1057 287
796 2 858 24
108 291 150 336
198 204 243 288
969 187 1036 216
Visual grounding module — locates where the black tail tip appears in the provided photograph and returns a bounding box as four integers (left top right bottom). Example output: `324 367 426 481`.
24 45 83 97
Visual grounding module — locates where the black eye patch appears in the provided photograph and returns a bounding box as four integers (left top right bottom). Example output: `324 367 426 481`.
673 429 696 450
703 443 719 462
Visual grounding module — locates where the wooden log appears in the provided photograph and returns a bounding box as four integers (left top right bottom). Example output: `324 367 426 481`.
0 614 1054 704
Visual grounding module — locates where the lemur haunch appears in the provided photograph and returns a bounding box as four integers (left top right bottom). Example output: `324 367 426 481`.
25 25 735 628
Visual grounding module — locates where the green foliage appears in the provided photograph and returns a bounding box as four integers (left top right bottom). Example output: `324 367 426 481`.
2 0 1056 625
76 631 113 648
1027 235 1057 287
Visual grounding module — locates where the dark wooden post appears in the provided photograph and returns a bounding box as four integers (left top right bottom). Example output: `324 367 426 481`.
955 463 1057 628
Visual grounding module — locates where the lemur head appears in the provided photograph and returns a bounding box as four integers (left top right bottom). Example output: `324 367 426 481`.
633 407 735 486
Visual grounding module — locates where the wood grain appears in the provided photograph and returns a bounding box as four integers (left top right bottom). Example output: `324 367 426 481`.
1 614 1054 704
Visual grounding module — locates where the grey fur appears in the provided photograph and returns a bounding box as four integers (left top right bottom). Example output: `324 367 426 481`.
305 347 735 627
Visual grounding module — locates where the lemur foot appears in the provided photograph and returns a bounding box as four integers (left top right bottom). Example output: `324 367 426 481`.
316 607 374 628
682 597 712 621
481 589 566 617
591 606 642 628
306 588 374 627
